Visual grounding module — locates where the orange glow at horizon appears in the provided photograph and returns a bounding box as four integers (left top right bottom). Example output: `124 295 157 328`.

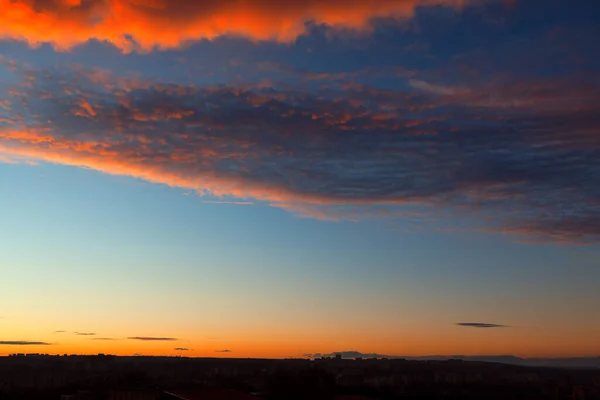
1 326 598 359
2 0 600 369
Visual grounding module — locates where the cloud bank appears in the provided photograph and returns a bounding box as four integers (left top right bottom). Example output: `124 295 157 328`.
1 62 598 244
0 0 485 52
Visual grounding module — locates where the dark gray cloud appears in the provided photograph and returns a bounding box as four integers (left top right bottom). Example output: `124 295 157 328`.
456 322 509 328
215 349 231 353
128 337 178 341
1 62 599 244
0 341 51 345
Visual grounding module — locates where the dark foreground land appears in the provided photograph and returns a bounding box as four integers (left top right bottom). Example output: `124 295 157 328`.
0 354 599 400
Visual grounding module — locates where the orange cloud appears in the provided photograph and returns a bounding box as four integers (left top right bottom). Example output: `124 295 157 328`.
0 131 417 207
0 0 480 52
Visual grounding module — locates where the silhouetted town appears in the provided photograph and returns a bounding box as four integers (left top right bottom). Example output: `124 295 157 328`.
0 354 598 399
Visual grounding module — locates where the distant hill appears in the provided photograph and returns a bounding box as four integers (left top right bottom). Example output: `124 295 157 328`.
316 352 600 369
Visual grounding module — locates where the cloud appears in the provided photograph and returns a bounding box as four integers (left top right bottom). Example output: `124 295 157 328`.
0 0 486 52
74 332 96 336
202 200 254 205
456 322 509 328
408 79 469 96
54 330 66 333
0 152 37 165
174 347 191 351
0 63 599 244
215 349 232 353
92 337 117 341
128 337 178 341
0 341 51 345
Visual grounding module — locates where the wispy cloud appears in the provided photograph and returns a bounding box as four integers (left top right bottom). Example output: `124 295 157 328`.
174 348 191 351
0 341 51 345
202 201 254 205
54 330 66 333
74 332 96 336
128 337 178 341
215 349 232 353
92 338 118 341
0 152 37 165
456 322 509 328
408 79 468 96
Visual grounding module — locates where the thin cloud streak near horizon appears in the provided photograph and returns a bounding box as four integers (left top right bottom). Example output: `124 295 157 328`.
202 201 255 205
0 341 52 345
456 323 510 329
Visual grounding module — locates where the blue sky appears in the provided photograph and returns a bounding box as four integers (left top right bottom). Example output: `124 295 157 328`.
0 0 599 357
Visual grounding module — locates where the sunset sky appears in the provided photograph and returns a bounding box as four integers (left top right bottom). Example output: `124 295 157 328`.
0 0 599 359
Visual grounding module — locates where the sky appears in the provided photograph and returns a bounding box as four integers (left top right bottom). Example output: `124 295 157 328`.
0 0 599 359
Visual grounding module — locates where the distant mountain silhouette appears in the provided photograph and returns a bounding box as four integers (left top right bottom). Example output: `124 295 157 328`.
315 352 600 369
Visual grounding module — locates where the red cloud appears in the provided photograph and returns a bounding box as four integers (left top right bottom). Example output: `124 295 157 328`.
0 0 481 52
